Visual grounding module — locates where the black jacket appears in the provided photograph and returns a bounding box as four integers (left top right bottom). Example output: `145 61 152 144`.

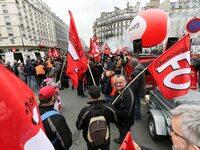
131 63 146 97
39 105 72 150
111 87 135 125
76 100 117 143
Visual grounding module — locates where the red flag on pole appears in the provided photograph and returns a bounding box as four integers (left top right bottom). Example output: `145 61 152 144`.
0 64 54 150
48 48 53 58
88 38 94 57
52 47 60 58
104 43 111 55
148 34 191 99
67 10 88 88
119 132 135 150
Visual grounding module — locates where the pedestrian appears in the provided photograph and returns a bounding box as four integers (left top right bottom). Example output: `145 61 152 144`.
38 85 72 150
130 58 146 120
134 104 200 150
17 62 27 83
111 75 135 144
76 85 117 150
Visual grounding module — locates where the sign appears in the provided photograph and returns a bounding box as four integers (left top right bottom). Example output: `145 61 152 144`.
186 18 200 33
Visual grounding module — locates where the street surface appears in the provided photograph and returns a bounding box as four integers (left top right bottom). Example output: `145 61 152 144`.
54 87 172 150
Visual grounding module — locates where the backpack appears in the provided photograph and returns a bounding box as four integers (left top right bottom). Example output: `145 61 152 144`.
41 110 60 145
87 107 109 146
100 74 114 95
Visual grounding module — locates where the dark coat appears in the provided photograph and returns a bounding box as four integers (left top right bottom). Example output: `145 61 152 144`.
76 100 117 143
111 87 135 126
131 63 146 97
39 105 72 150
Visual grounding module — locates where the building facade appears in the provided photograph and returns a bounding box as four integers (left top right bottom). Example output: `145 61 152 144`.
0 0 68 53
93 2 140 46
169 0 200 45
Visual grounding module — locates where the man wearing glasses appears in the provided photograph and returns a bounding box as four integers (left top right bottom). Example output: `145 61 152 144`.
134 105 200 150
170 105 200 150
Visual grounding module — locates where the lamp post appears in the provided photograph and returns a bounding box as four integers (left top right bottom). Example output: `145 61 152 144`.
18 25 25 51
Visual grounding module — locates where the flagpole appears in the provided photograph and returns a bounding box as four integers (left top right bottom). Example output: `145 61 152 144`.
111 67 148 105
87 64 96 86
59 58 66 81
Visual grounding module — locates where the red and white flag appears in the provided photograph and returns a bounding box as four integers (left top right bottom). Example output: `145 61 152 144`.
52 48 60 58
88 38 94 57
0 64 54 150
93 42 101 61
67 10 87 88
104 43 111 55
148 34 191 99
48 48 53 58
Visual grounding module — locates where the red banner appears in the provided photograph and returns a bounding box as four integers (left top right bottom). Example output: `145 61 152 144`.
148 34 191 99
67 10 88 87
0 64 54 150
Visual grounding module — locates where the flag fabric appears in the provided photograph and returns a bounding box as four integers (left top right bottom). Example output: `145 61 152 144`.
0 64 54 150
67 10 88 88
104 43 111 55
88 38 94 57
148 34 191 99
93 42 101 62
48 48 53 58
52 48 60 58
119 132 135 150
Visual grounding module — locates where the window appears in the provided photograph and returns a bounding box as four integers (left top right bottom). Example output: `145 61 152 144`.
2 4 8 13
4 16 11 25
10 39 15 44
7 27 13 36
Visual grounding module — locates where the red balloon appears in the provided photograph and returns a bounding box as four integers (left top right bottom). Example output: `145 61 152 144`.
129 9 169 47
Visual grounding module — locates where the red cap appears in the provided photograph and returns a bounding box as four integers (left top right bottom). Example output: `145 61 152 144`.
38 85 59 100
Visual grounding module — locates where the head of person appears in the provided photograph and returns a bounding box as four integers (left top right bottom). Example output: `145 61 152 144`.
170 105 200 150
130 58 138 68
115 74 127 92
88 85 101 100
38 85 59 105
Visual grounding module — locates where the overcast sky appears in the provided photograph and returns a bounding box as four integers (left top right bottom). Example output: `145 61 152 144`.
42 0 176 46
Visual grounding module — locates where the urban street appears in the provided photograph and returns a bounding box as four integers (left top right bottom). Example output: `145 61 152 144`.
53 87 172 150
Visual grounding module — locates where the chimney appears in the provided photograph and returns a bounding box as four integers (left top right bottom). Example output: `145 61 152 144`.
127 2 129 8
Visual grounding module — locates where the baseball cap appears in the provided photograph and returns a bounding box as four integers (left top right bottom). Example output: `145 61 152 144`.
38 85 59 101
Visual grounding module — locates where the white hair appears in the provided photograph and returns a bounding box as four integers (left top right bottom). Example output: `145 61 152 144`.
171 105 200 147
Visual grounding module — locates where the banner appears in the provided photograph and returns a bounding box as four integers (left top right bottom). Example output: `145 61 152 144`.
67 10 87 87
148 34 191 99
0 64 54 150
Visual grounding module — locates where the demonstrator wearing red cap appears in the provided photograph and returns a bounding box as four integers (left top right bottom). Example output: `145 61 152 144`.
38 85 72 150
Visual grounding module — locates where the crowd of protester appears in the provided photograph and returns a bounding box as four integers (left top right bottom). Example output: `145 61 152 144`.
1 50 200 150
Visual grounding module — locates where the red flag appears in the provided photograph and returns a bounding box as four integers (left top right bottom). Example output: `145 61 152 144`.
93 34 98 44
119 132 135 150
0 64 54 150
88 38 94 57
48 48 53 58
93 42 101 62
52 47 60 58
67 10 88 88
148 34 191 99
104 43 111 55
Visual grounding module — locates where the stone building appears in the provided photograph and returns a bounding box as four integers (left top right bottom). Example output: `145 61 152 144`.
93 2 140 46
0 0 68 52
